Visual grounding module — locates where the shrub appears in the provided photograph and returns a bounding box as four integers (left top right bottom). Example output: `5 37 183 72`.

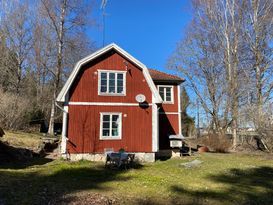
201 133 231 153
0 89 29 130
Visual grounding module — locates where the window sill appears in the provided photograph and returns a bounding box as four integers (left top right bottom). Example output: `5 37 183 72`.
99 137 122 140
98 93 126 97
162 101 174 104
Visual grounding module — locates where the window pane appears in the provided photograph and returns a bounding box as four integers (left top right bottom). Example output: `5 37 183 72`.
112 115 119 122
117 80 123 86
109 86 115 93
103 129 110 136
159 87 164 93
166 92 171 97
100 78 107 93
109 73 115 80
103 115 110 121
166 96 172 102
112 121 118 128
117 73 123 80
109 79 115 86
103 122 110 128
112 115 120 132
101 79 107 86
100 86 107 93
117 86 123 93
112 128 119 136
101 72 107 80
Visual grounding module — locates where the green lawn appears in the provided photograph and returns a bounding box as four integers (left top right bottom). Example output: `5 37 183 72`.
0 153 273 204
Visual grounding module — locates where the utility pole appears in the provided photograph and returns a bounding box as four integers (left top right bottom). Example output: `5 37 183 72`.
101 0 107 47
197 98 200 138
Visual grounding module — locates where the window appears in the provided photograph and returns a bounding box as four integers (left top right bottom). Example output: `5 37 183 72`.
98 70 126 95
158 86 174 103
100 113 122 140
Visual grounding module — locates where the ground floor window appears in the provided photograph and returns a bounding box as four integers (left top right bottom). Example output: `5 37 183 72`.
100 113 122 140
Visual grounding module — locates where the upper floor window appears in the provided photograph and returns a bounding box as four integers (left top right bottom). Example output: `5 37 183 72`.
98 70 126 95
158 85 174 103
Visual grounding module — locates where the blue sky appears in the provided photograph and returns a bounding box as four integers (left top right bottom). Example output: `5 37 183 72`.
88 0 192 75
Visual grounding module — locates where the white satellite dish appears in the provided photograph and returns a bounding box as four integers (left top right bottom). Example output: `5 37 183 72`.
135 94 146 103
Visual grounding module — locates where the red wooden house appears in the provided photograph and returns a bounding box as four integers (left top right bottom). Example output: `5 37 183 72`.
56 43 184 162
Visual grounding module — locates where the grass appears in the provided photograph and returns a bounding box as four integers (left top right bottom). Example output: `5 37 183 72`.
0 153 273 205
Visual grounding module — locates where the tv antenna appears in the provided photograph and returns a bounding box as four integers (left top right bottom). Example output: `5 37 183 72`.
101 0 108 46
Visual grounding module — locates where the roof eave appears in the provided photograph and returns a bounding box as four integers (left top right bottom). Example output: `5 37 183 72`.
152 79 185 85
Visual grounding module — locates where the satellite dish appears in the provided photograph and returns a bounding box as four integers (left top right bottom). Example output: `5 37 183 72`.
135 94 146 103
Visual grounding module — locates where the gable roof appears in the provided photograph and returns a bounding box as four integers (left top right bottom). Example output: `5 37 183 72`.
56 43 163 103
148 68 184 84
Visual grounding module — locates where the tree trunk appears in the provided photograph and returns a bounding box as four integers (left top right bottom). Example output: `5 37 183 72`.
47 0 67 135
48 98 55 135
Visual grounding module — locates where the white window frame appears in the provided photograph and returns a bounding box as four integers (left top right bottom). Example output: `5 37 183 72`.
100 112 122 140
98 70 126 96
157 85 174 104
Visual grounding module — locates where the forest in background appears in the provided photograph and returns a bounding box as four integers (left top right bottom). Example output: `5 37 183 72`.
0 0 95 134
169 0 273 150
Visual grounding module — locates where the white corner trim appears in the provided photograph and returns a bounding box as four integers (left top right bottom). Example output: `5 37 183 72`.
56 43 162 103
143 69 162 104
68 102 153 106
61 105 68 154
178 85 182 135
99 112 122 140
157 85 174 104
152 101 159 152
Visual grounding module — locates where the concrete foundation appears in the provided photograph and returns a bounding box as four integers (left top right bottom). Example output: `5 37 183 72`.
156 149 181 159
62 152 155 163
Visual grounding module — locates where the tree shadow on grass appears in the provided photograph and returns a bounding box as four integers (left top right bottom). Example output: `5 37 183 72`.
170 166 273 205
0 161 143 204
0 157 53 169
0 140 53 169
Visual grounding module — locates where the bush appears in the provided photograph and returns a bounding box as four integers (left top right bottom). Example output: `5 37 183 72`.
0 89 29 130
201 133 231 153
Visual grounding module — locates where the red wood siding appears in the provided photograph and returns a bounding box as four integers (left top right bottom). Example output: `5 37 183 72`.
67 105 152 153
158 114 180 150
69 51 152 103
155 83 181 150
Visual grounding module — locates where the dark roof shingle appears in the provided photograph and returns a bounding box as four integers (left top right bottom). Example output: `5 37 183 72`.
148 68 184 83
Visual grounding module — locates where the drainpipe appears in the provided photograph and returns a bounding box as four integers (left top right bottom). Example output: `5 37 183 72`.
55 101 68 156
157 106 160 152
55 101 67 113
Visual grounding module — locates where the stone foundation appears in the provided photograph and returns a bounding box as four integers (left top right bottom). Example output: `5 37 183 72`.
156 149 181 159
62 152 155 163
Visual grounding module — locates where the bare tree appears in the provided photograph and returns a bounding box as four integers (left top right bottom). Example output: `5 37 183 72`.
39 0 95 135
0 1 32 93
170 0 248 148
244 0 273 128
170 0 230 136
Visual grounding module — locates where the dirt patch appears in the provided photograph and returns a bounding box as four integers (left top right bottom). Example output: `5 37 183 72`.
50 193 119 205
